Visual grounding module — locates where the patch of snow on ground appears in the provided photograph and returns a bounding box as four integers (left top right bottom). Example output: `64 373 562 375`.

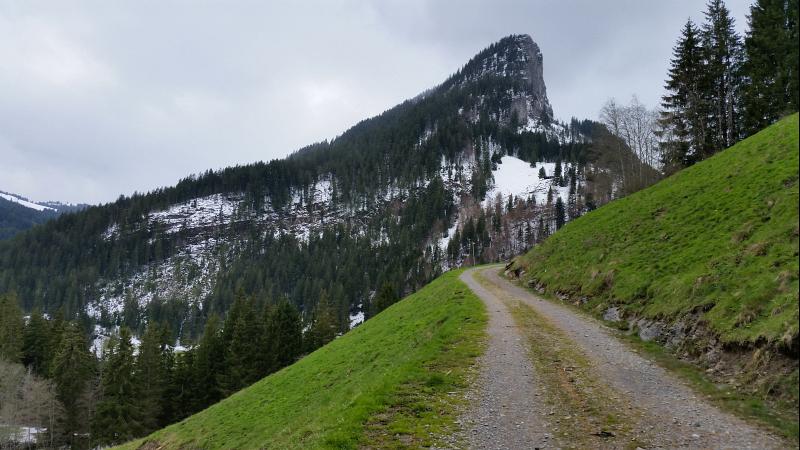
7 426 45 444
149 193 242 233
349 308 365 329
438 221 459 253
90 325 143 358
0 192 55 211
485 156 573 207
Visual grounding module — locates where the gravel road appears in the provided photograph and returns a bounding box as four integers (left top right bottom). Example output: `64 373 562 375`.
457 266 789 450
458 267 554 449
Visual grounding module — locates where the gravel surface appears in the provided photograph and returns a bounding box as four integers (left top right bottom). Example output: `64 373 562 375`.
465 266 789 450
457 268 555 449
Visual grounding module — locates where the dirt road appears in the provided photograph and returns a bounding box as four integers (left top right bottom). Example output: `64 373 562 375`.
458 266 788 449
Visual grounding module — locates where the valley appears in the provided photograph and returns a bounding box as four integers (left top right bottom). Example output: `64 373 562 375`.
1 0 798 447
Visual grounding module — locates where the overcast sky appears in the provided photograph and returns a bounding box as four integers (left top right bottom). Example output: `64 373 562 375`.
1 0 751 204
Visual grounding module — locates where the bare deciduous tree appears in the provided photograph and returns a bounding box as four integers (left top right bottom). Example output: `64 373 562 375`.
599 96 664 193
0 359 63 448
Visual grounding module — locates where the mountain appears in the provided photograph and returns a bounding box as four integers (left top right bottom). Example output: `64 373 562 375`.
509 114 799 405
0 34 651 343
0 191 89 239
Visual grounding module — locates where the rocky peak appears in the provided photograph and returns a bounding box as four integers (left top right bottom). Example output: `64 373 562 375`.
448 34 554 125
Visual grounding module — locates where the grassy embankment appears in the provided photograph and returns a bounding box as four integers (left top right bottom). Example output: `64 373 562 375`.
118 269 486 449
511 114 799 439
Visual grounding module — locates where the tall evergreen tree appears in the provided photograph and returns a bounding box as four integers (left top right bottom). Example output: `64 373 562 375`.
266 300 303 371
305 290 338 352
93 327 142 446
135 322 171 433
193 315 226 408
702 0 745 151
742 0 800 134
165 350 197 422
50 323 94 448
370 282 399 317
660 19 711 170
22 308 51 376
223 305 263 392
555 197 567 230
0 293 24 363
536 216 547 243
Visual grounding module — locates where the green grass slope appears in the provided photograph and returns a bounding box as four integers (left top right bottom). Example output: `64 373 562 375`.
512 114 799 348
118 270 486 449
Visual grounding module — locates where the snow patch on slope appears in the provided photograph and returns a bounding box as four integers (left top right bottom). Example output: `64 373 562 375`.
485 155 571 206
0 192 55 212
149 193 243 234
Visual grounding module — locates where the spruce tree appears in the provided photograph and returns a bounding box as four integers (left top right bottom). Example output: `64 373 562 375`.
50 323 94 448
0 293 24 362
266 300 303 371
742 0 800 134
305 290 338 352
370 282 398 317
193 315 226 408
135 322 170 433
222 292 265 391
93 327 142 446
660 19 711 170
22 308 51 376
554 160 563 186
166 350 196 422
702 0 744 151
555 197 567 230
536 216 547 243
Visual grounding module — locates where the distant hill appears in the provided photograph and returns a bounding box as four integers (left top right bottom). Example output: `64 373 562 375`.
510 114 799 403
0 191 89 239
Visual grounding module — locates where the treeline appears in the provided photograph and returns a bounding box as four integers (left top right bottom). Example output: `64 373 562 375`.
0 287 380 448
660 0 798 171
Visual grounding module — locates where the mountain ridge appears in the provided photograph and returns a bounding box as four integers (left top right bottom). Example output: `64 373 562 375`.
0 35 649 348
0 190 90 239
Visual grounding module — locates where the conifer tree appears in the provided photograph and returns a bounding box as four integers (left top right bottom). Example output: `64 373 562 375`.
742 0 800 134
93 327 142 446
223 297 264 393
266 300 303 370
166 350 196 422
702 0 744 151
536 216 547 243
22 308 51 376
0 293 24 363
50 323 94 447
135 322 171 433
555 197 567 230
305 290 338 352
370 282 398 317
554 160 563 186
193 315 226 408
660 19 711 170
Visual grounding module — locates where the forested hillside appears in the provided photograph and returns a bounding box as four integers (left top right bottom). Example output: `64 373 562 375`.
0 35 649 339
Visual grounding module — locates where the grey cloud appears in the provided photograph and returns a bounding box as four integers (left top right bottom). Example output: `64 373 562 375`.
0 0 751 204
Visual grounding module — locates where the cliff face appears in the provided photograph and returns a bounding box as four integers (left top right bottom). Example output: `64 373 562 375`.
448 34 553 125
515 35 553 124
